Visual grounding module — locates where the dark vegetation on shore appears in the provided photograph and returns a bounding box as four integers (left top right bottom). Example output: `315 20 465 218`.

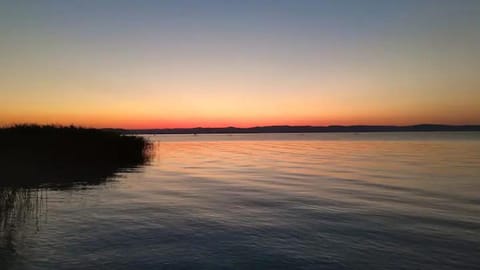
0 125 152 258
112 124 480 135
0 124 152 187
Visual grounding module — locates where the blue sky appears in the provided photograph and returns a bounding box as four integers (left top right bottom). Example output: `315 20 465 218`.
1 0 479 127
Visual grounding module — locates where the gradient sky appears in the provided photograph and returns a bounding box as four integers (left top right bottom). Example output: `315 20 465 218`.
1 0 479 128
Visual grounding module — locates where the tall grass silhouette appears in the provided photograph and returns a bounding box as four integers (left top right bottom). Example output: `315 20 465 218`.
0 125 152 264
0 124 152 187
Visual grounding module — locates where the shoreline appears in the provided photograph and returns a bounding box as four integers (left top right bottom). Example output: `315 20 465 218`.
112 124 480 135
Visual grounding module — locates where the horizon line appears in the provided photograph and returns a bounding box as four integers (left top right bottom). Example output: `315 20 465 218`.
3 123 480 130
109 123 480 131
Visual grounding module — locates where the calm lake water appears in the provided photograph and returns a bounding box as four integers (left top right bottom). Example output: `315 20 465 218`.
1 132 480 269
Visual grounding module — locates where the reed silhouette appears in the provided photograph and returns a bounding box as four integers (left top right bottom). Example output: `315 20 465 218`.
0 124 152 187
0 125 152 265
0 187 47 267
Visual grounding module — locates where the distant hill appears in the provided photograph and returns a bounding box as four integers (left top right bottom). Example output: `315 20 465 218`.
107 124 480 135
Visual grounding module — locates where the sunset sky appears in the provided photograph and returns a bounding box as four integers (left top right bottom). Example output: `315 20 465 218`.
1 0 479 128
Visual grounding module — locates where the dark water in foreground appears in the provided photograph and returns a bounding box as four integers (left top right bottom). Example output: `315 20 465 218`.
1 132 480 269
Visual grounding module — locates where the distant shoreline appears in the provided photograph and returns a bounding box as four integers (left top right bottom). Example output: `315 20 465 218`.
109 124 480 135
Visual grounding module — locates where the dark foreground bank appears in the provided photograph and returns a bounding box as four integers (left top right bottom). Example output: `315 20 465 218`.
0 125 151 187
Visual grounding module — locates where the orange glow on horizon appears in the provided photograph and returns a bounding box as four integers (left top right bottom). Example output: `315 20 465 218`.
2 110 479 129
2 1 480 129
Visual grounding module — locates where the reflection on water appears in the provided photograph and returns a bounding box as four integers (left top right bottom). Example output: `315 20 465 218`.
0 188 46 267
0 150 150 268
1 132 480 269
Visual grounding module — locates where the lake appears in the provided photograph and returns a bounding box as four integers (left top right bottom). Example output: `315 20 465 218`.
1 132 480 269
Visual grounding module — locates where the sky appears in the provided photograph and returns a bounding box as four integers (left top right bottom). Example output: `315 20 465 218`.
1 0 479 128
